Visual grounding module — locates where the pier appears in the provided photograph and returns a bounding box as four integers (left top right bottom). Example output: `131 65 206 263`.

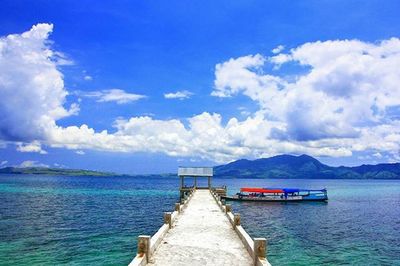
129 167 271 266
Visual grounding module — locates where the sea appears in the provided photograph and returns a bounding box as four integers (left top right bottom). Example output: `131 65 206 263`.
0 175 399 266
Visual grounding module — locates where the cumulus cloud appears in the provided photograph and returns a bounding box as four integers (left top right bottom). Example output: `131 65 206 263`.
0 23 78 141
271 45 284 54
213 39 400 141
1 24 400 163
0 161 8 167
16 141 47 154
208 39 400 161
75 150 85 155
84 75 93 81
45 112 354 163
164 90 193 99
83 89 146 104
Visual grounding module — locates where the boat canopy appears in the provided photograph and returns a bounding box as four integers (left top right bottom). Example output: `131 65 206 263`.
240 187 284 193
282 188 300 193
240 187 327 194
264 188 327 193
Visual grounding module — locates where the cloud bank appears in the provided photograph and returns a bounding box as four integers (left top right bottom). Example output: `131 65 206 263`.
212 39 400 161
1 24 400 163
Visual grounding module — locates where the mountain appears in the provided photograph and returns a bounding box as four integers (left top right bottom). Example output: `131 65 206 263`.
2 155 400 179
214 154 400 179
0 167 120 176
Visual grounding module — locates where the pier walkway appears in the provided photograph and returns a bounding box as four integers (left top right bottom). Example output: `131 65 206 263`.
148 189 252 266
129 167 271 266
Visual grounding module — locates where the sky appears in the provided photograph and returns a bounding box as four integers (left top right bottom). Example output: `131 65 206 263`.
1 0 400 174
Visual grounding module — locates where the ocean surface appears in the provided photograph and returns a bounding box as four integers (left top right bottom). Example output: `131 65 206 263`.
0 175 399 266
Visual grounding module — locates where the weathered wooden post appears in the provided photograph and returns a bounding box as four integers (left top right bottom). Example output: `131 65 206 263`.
253 238 267 265
137 235 151 262
225 204 232 213
175 203 180 213
164 212 172 229
234 213 241 227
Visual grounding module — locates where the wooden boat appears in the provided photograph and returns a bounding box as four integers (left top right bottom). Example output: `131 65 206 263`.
222 187 328 202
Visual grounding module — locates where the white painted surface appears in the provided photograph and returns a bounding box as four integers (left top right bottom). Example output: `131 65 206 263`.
178 167 213 177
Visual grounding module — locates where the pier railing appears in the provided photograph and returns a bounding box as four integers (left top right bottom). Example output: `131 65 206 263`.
128 188 195 266
128 187 271 266
210 190 271 266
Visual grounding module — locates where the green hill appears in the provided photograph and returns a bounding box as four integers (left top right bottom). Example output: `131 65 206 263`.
0 167 118 176
214 154 400 179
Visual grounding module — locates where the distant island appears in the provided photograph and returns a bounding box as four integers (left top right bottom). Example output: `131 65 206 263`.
0 167 121 177
1 154 400 179
214 154 400 179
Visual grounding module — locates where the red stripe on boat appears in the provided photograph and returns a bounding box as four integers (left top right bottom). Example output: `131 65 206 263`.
240 187 284 193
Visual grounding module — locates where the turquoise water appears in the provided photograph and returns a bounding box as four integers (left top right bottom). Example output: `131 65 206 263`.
0 175 399 265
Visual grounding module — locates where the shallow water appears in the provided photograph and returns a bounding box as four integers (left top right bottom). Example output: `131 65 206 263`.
0 175 399 265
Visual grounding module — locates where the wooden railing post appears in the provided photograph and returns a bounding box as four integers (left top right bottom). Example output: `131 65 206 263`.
225 204 231 213
175 203 180 213
164 212 172 228
234 213 241 227
253 238 267 265
137 235 151 262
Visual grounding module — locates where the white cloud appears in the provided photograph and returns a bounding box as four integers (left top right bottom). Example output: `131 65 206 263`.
84 75 93 81
1 24 400 164
53 163 67 168
18 160 49 168
213 39 400 141
164 90 193 99
209 39 400 161
238 107 251 116
45 112 354 163
271 45 284 54
75 150 85 155
0 23 78 142
372 152 383 158
212 54 280 100
84 89 146 104
0 160 8 167
16 141 47 154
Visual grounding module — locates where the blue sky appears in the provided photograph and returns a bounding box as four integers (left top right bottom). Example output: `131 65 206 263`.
0 0 400 173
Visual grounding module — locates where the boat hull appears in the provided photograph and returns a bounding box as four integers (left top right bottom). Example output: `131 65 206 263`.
222 195 328 202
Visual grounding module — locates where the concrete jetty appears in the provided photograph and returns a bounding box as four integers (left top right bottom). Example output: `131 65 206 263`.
129 167 271 266
148 189 252 265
